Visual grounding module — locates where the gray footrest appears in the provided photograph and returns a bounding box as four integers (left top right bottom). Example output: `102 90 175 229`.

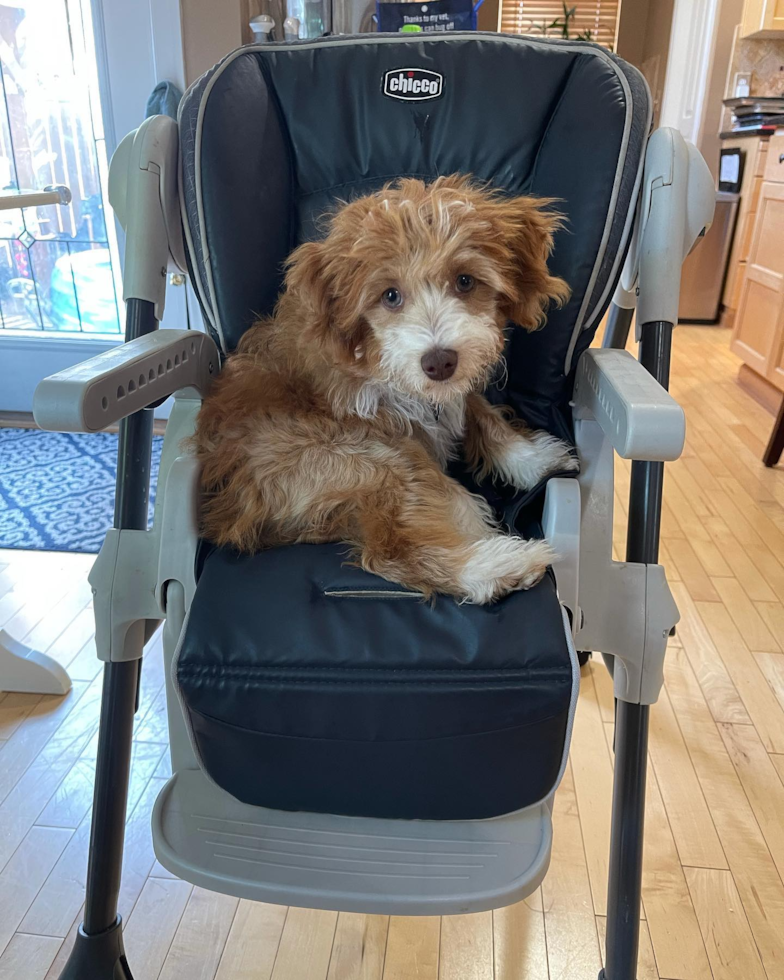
152 769 553 915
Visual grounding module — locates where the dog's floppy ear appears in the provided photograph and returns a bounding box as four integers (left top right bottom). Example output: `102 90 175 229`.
283 238 367 361
284 239 332 323
487 196 570 331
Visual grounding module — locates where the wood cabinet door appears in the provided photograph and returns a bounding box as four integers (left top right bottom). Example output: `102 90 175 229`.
723 138 766 310
770 324 784 391
731 182 784 377
768 0 784 31
741 0 765 35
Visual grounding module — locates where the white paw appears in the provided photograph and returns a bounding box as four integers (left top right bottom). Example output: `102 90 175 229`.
496 431 578 490
458 536 555 603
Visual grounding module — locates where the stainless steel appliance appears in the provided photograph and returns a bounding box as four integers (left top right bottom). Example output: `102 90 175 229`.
678 191 739 324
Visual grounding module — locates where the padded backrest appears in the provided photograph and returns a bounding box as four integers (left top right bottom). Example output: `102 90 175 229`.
179 33 650 435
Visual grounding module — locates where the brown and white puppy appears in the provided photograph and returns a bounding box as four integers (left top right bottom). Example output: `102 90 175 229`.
193 175 576 603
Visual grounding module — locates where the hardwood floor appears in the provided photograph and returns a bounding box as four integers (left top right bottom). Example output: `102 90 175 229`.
1 325 783 979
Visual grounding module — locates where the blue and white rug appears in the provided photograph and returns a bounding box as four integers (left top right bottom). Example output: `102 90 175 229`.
0 427 163 554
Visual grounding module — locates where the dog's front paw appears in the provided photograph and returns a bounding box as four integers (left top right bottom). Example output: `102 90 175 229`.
458 536 555 603
496 431 578 490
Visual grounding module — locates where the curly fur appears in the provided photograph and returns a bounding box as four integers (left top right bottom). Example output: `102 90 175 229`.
193 175 576 603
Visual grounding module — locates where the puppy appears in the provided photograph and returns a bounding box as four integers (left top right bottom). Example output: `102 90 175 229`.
193 175 576 603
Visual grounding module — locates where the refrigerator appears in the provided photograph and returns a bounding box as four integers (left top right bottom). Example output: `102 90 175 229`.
678 191 740 324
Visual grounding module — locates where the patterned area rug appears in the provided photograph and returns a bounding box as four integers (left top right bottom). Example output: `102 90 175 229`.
0 427 163 554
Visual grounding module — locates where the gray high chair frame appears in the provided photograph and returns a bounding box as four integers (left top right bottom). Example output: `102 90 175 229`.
32 34 715 980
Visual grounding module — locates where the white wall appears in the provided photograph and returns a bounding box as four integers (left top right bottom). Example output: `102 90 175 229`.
659 0 722 145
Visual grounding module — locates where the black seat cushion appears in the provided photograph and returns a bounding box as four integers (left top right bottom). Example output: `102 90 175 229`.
175 541 577 820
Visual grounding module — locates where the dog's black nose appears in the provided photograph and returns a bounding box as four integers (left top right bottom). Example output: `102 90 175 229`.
421 348 458 381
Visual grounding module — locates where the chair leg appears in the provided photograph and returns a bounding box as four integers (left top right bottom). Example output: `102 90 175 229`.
763 396 784 467
58 298 157 980
58 663 139 980
600 701 649 980
601 320 672 980
602 303 634 350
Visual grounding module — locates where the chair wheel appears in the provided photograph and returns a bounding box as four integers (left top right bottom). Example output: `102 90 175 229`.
578 650 592 667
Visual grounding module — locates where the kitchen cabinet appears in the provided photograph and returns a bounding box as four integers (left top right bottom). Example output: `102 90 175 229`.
731 135 784 391
741 0 784 38
722 136 769 317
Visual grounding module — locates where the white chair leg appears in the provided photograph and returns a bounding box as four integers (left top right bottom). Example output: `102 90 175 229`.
0 629 72 695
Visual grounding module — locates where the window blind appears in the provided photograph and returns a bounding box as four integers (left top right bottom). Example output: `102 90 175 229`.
499 1 620 49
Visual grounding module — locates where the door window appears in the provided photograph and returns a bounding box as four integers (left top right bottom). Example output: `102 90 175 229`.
0 0 122 334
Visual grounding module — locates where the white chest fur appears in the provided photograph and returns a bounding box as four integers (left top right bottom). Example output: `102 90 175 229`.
353 383 465 468
415 399 465 466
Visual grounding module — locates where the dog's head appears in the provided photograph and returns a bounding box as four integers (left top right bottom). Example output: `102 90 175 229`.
284 175 569 404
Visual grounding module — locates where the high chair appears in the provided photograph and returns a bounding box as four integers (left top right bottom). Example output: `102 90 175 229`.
33 32 714 980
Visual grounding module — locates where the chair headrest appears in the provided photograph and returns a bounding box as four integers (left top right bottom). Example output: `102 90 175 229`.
179 33 650 434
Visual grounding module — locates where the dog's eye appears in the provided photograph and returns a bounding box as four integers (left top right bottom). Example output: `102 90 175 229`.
381 287 404 310
455 274 475 294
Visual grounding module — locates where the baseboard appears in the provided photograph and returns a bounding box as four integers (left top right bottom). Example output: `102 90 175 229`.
737 365 782 416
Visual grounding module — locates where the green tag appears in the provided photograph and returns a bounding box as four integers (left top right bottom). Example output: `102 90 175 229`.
400 23 422 31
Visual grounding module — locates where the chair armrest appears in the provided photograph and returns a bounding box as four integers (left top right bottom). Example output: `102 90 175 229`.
572 348 685 461
33 329 219 433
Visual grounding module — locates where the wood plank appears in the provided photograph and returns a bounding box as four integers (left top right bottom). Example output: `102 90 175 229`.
684 867 766 980
270 908 338 980
703 515 777 602
325 913 388 980
659 538 682 584
711 577 781 653
756 600 784 643
756 651 784 712
46 607 99 681
492 898 549 980
0 574 75 641
664 647 784 980
118 776 171 923
438 913 492 980
157 887 239 980
0 681 91 807
0 934 61 980
214 901 288 980
0 723 93 873
671 583 751 725
42 913 81 980
20 584 93 668
541 765 603 980
122 877 193 980
33 734 99 830
595 916 659 980
718 476 784 559
661 539 719 602
382 917 440 980
23 766 165 938
639 766 712 980
718 721 784 880
648 689 726 870
697 601 784 752
0 693 40 740
0 826 72 957
569 665 615 916
64 635 103 684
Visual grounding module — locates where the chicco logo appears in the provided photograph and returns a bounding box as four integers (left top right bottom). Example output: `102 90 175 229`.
383 68 444 102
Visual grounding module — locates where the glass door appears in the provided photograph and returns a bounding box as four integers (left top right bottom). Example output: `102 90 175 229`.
0 0 123 338
0 0 188 414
